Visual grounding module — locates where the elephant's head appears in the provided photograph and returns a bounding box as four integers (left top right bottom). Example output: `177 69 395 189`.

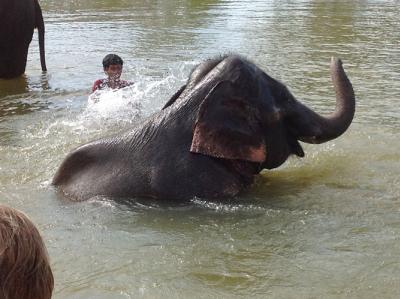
173 55 355 170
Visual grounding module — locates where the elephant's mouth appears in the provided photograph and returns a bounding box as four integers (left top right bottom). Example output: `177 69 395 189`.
220 159 262 184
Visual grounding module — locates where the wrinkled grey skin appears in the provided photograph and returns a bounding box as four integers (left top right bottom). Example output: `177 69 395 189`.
0 0 46 79
53 55 355 201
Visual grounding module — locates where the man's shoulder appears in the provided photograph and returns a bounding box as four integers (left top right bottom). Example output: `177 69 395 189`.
94 79 107 86
92 79 107 91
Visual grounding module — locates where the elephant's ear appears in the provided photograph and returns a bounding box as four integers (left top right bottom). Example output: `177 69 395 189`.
190 81 266 162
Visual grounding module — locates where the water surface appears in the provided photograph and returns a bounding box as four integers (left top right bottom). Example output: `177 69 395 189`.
0 1 399 298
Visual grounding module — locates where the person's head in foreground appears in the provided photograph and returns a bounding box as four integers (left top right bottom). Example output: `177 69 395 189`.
0 204 54 299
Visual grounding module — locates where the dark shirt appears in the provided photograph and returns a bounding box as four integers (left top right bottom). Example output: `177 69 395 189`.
92 79 132 92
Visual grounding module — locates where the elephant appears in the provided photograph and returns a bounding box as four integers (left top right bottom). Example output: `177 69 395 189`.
53 55 355 201
0 0 47 79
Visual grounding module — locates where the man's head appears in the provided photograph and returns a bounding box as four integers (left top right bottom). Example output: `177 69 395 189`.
0 205 54 299
102 54 124 80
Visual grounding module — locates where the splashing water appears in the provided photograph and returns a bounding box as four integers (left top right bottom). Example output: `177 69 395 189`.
85 68 191 122
87 85 144 121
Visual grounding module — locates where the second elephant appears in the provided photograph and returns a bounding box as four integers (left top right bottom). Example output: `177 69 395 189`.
0 0 47 79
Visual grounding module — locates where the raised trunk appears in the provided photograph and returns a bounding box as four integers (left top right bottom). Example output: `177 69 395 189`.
289 58 355 144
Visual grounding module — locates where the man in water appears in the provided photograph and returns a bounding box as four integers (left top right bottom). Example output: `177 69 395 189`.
92 54 133 92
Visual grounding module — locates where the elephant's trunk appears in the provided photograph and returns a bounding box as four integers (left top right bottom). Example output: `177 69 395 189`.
289 58 355 144
35 0 47 72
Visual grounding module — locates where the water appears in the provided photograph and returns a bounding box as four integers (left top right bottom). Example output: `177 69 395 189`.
1 0 399 298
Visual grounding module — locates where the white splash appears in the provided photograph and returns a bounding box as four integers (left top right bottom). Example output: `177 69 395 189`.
87 84 143 120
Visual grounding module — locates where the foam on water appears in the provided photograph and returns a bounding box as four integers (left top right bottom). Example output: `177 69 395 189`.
87 85 143 117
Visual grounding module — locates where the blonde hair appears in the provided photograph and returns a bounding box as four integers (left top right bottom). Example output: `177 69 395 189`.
0 205 54 299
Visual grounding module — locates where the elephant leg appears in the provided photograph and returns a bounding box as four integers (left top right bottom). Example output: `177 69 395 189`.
0 45 30 79
0 0 44 79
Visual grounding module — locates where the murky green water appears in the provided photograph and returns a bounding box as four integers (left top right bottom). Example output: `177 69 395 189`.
1 1 399 298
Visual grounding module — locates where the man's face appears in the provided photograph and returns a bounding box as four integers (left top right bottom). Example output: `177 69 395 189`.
105 64 122 80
